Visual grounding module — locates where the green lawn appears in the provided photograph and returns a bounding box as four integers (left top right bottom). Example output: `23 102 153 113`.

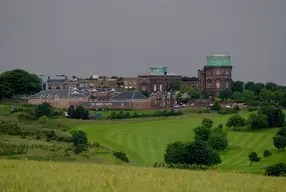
78 112 286 174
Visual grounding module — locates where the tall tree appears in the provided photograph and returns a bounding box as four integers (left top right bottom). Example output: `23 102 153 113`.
231 81 244 93
245 81 255 92
0 69 42 98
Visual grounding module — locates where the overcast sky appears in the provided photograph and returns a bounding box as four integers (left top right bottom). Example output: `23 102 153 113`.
0 0 285 84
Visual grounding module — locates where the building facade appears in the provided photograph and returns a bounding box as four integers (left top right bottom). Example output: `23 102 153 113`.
137 56 232 96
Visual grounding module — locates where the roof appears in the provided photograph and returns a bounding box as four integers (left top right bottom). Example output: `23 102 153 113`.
90 88 120 93
47 79 67 84
110 91 148 101
29 89 88 99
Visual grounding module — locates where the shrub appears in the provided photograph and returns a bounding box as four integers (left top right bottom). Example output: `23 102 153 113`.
113 151 129 163
247 113 269 130
71 130 88 154
248 107 258 112
198 109 210 114
0 120 24 136
226 115 246 130
263 150 272 159
208 133 228 151
164 141 187 164
265 163 286 177
34 102 53 118
258 106 285 128
211 102 221 111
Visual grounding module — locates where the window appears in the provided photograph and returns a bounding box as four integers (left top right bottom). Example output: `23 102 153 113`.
153 84 157 92
225 70 229 75
225 82 229 89
142 86 146 91
208 83 211 88
159 84 162 91
216 70 220 75
216 82 220 89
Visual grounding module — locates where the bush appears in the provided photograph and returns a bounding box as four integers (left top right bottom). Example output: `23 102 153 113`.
164 141 187 164
247 113 269 130
258 106 285 128
265 163 286 177
34 102 53 118
263 149 272 159
211 102 221 111
198 109 210 114
248 107 258 112
226 115 246 130
0 120 24 136
208 133 228 151
113 151 129 163
153 162 201 170
71 130 89 154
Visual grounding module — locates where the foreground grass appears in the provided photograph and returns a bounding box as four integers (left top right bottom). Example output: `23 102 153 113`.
1 160 285 192
78 112 286 174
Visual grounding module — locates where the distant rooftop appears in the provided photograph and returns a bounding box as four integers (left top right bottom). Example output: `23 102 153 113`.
206 54 231 67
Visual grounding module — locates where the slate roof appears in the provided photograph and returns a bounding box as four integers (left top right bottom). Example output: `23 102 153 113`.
90 88 120 93
29 89 88 99
47 79 67 84
110 91 148 101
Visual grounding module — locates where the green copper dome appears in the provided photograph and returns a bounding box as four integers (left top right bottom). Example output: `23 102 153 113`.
207 54 231 67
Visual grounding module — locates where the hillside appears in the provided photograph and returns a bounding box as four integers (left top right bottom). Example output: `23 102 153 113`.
1 159 285 192
78 112 286 174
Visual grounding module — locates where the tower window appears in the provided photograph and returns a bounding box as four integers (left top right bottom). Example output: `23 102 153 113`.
216 70 220 75
216 82 220 89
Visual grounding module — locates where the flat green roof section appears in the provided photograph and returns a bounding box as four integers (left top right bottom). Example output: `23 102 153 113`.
207 55 231 67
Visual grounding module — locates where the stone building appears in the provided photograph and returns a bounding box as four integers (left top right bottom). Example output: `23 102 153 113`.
137 55 232 96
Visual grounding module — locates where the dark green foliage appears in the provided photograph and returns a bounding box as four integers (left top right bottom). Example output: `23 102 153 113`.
71 130 88 154
211 102 221 111
0 69 42 99
67 106 75 118
113 151 129 162
248 152 261 167
164 141 187 164
232 81 244 93
247 113 269 130
258 106 285 128
273 135 286 153
185 140 221 167
208 133 228 151
263 150 272 159
218 124 223 129
107 110 183 120
226 115 246 130
0 142 29 155
277 128 286 137
198 109 211 114
265 163 286 177
75 106 89 119
0 120 23 136
218 108 238 114
194 125 211 142
219 89 232 101
34 102 53 118
248 107 258 112
201 118 213 129
233 105 240 112
164 140 221 167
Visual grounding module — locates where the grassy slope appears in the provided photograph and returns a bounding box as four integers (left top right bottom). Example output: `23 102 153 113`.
78 112 286 174
1 159 285 192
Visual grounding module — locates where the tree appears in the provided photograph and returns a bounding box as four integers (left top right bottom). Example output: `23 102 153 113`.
164 141 187 164
247 113 269 130
265 163 286 177
75 106 88 119
169 79 182 91
34 102 53 118
258 106 285 128
208 133 228 151
201 118 213 129
263 150 272 159
185 140 221 167
231 81 244 93
245 82 255 92
273 135 286 153
194 125 211 142
232 91 243 102
242 89 255 101
265 82 278 91
219 89 232 101
248 152 261 167
67 105 75 118
226 115 246 130
277 128 286 137
211 102 221 112
253 83 265 95
210 151 222 166
71 130 88 154
0 69 42 99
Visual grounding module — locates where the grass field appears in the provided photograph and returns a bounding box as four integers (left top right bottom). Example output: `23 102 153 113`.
78 112 286 174
1 159 285 192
